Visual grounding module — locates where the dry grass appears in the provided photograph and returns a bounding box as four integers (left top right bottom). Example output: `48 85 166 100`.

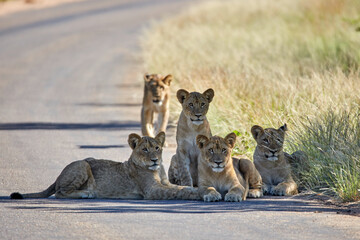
142 0 360 201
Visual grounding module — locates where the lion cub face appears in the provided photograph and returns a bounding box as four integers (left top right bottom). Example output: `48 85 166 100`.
177 88 214 125
128 132 165 170
144 74 172 106
196 133 236 172
251 124 287 161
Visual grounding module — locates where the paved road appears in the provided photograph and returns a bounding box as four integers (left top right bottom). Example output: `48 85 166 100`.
0 0 359 239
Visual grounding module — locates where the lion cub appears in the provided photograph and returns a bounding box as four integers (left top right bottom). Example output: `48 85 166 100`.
10 132 200 200
168 88 214 187
141 74 172 138
197 133 262 202
251 124 302 196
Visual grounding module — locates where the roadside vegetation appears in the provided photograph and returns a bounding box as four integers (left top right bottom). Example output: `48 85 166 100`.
142 0 360 201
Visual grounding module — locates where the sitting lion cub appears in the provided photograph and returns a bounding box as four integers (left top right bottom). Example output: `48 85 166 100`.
168 88 214 187
251 124 301 196
141 74 172 138
10 132 200 200
197 133 262 202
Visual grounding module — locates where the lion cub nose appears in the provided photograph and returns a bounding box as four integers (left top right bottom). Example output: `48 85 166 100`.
269 150 276 155
195 114 202 118
214 160 222 165
150 158 158 163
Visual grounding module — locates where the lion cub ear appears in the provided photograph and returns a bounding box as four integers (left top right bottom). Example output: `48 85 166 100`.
162 75 172 86
177 89 189 104
128 133 142 149
155 131 166 147
144 74 151 82
203 88 215 103
251 125 264 141
196 135 209 149
224 132 237 149
279 123 288 132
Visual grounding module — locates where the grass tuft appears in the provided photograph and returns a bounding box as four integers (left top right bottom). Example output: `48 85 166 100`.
288 109 360 202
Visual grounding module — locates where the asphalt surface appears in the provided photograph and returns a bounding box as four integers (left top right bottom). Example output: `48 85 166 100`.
0 0 359 239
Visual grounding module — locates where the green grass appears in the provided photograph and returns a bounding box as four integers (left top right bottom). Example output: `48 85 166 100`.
142 0 360 201
288 109 360 201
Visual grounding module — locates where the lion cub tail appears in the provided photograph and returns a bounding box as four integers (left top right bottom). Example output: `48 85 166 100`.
10 182 56 199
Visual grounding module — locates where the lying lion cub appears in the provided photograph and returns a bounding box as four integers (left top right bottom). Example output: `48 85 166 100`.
141 74 172 138
168 88 214 187
197 133 262 202
10 132 200 200
251 124 302 196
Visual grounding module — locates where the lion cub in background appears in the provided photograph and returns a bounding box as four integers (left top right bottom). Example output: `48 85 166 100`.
168 88 214 187
197 133 262 202
141 74 172 138
251 124 304 196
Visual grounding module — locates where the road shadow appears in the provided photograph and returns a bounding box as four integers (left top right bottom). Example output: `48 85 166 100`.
0 196 352 216
0 121 140 131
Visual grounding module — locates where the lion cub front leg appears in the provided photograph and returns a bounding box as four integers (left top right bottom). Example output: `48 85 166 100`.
272 180 298 196
238 158 263 198
141 107 155 137
159 164 171 186
157 109 169 134
200 186 222 202
178 156 193 186
158 110 170 147
224 184 245 202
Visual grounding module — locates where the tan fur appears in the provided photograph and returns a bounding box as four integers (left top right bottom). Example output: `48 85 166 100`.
168 88 214 187
10 132 200 200
251 124 303 196
196 133 262 202
141 74 172 138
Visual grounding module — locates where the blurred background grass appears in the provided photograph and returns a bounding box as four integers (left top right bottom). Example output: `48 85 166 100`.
142 0 360 201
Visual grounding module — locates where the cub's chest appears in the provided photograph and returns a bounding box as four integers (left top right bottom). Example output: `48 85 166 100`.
212 179 233 197
182 134 200 157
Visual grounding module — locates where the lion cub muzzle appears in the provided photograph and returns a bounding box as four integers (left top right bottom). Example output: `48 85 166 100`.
190 114 204 125
149 158 160 170
264 148 281 161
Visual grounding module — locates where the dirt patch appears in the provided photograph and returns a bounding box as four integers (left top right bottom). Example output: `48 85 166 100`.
0 0 85 16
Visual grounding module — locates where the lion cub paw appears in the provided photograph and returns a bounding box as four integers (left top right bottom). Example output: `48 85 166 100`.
203 191 222 202
81 191 95 199
248 189 263 198
272 184 288 196
224 192 242 202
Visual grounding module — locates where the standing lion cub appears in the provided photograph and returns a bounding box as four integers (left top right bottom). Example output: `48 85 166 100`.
251 124 303 196
168 88 214 187
197 133 262 202
141 74 172 138
10 132 200 200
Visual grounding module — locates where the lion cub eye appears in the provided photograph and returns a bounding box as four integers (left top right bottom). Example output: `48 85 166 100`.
201 103 205 108
263 139 269 144
142 148 149 153
189 103 194 108
155 146 160 151
208 148 214 154
222 148 227 154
